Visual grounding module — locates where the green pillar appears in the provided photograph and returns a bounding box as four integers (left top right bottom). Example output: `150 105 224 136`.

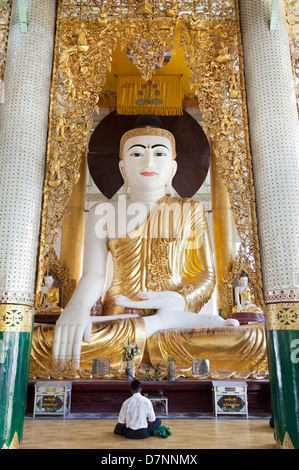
0 306 34 449
265 304 299 448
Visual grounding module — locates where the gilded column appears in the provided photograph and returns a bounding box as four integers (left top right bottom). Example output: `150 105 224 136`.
0 1 56 449
210 145 237 314
239 0 299 448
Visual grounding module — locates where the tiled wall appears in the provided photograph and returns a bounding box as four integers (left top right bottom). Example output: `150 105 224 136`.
239 0 299 299
0 0 56 305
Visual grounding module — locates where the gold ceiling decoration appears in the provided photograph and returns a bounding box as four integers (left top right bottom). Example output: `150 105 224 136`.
119 16 177 81
36 0 263 314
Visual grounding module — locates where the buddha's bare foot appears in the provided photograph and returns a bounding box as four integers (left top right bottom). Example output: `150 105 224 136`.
223 318 240 327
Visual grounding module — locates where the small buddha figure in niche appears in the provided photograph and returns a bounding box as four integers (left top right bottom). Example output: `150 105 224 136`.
233 272 263 314
39 275 62 315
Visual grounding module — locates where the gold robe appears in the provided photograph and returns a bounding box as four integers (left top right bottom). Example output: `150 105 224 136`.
30 196 268 379
103 195 216 315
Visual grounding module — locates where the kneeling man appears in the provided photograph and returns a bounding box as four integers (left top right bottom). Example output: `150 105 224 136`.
114 380 161 439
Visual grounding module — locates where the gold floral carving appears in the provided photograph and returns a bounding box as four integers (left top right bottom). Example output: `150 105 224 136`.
276 431 295 449
0 305 34 333
147 240 172 289
266 302 299 331
1 432 21 450
179 0 263 314
286 0 299 113
36 0 263 317
0 0 12 82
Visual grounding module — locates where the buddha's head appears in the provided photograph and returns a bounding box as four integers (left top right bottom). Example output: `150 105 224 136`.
119 116 177 196
239 273 248 288
44 275 54 287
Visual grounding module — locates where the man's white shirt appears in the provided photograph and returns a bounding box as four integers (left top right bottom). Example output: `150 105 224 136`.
118 393 156 430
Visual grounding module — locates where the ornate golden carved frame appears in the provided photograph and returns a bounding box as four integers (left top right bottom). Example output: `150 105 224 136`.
35 0 264 315
0 0 12 84
286 0 299 114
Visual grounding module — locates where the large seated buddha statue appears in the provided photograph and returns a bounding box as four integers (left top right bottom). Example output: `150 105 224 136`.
30 116 268 380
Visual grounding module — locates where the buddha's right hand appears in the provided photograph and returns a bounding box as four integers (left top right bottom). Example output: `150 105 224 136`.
52 308 92 370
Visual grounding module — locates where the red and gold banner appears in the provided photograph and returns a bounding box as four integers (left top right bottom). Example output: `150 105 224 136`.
117 75 182 116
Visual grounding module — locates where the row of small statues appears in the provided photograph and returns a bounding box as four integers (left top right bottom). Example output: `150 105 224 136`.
38 271 260 316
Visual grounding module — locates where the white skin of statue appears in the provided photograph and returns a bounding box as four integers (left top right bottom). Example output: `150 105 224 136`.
42 276 54 294
52 134 239 367
41 276 58 308
234 275 255 313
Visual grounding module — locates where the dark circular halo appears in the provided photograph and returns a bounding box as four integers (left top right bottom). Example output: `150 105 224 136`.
88 110 210 199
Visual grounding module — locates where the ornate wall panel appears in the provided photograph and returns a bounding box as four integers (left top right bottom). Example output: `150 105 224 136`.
0 0 12 86
36 0 264 315
286 0 299 113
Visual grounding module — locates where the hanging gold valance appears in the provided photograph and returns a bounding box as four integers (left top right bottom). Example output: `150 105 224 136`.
117 75 183 116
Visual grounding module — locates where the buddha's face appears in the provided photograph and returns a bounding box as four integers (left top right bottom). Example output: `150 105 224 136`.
44 276 54 287
239 276 248 288
119 134 177 193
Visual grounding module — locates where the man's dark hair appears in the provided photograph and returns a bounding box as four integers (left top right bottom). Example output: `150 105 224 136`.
130 379 142 392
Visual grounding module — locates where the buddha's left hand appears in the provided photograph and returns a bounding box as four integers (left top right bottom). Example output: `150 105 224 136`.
115 291 186 311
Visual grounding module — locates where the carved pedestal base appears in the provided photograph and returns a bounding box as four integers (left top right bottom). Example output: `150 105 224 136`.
232 311 264 325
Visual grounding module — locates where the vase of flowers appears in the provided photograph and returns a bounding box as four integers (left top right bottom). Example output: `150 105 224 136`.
154 363 160 381
125 360 134 381
122 340 141 380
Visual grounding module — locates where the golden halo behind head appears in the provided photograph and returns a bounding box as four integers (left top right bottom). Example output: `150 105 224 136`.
119 126 176 159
